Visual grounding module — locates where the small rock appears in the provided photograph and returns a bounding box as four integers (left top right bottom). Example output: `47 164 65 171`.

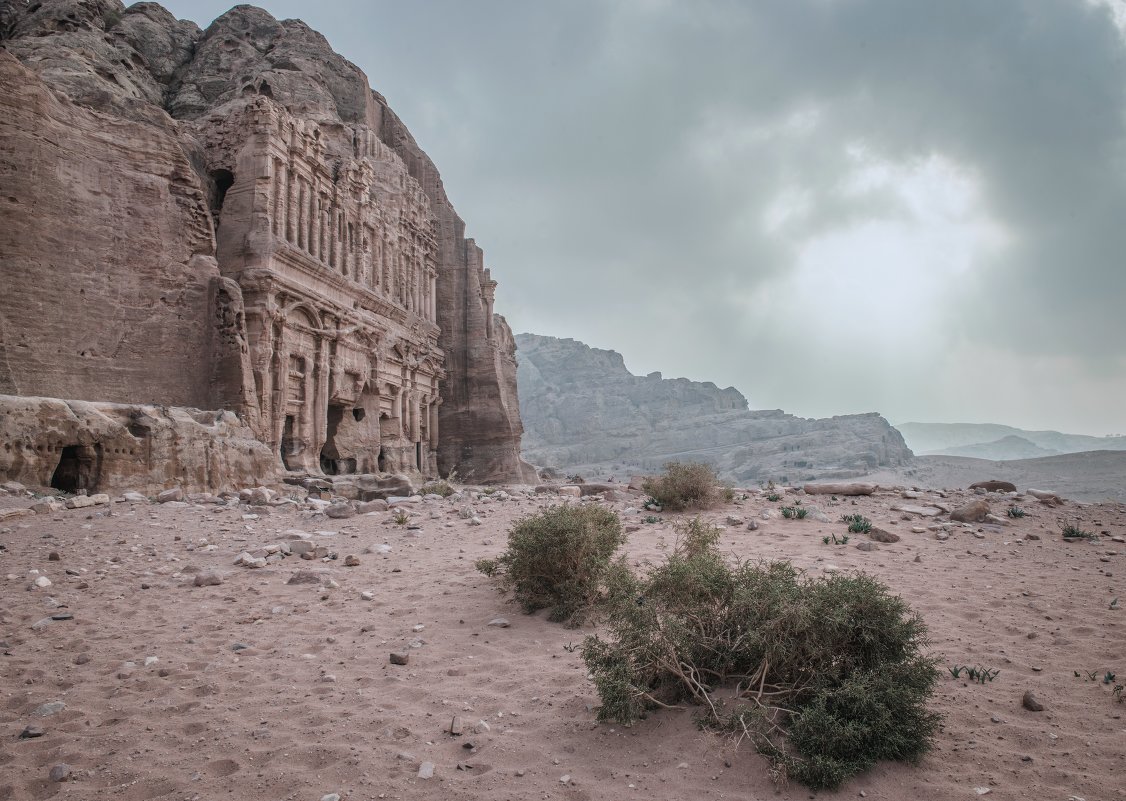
48 551 60 561
324 502 356 519
18 725 45 739
157 487 183 503
448 716 463 735
360 590 374 601
33 576 52 588
855 541 878 552
1022 690 1044 712
487 617 510 628
33 701 65 717
418 761 434 779
973 789 991 796
868 528 900 543
49 764 71 782
193 571 222 587
321 795 341 801
343 554 360 567
390 651 410 665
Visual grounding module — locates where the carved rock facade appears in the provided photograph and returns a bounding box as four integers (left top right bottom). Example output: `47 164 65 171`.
0 1 532 491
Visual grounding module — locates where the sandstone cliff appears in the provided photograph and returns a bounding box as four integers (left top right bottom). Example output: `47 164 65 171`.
516 333 913 483
0 0 532 486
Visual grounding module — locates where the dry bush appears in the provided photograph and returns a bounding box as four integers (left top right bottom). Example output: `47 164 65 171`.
476 504 625 625
582 518 940 790
642 461 719 511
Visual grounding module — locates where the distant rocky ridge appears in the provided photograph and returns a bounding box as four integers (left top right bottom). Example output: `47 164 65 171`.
896 422 1126 461
516 333 913 482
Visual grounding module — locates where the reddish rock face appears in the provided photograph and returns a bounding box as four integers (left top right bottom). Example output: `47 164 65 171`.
0 1 531 486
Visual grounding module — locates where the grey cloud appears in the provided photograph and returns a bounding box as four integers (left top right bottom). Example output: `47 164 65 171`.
154 0 1126 432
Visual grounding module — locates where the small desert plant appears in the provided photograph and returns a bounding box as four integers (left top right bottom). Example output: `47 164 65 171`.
642 462 719 512
781 505 808 519
582 534 940 790
420 479 455 497
392 509 410 525
1006 506 1026 519
643 515 661 524
475 504 625 625
766 492 782 502
1061 523 1097 540
722 486 736 503
840 514 872 534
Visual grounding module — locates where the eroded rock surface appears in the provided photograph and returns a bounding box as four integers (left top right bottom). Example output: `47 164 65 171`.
0 0 530 489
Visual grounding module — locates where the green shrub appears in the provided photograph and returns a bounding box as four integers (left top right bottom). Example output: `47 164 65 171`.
766 492 782 502
475 504 625 625
1061 523 1097 540
1006 506 1026 519
582 531 940 790
781 505 808 519
642 462 719 512
840 514 872 534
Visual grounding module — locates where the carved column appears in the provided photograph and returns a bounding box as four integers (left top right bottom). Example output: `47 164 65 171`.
287 168 298 244
313 333 330 470
309 193 320 262
272 159 286 237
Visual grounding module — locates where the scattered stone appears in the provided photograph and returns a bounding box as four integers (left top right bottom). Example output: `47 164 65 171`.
418 761 434 779
193 571 222 587
1021 690 1044 712
855 541 878 552
487 617 510 628
360 590 374 601
951 500 990 523
390 651 410 665
33 701 65 717
355 499 388 513
49 764 71 782
64 496 95 509
47 551 60 561
1026 533 1040 541
890 504 943 517
803 482 877 496
447 716 463 735
157 487 183 503
33 575 52 588
868 528 900 543
321 794 341 801
19 725 45 739
343 554 360 567
286 570 321 585
970 480 1017 493
324 502 355 519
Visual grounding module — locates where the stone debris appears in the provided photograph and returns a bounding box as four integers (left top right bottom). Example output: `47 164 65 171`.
390 652 410 665
418 761 435 779
1021 690 1044 712
48 764 71 782
951 500 990 523
192 571 223 587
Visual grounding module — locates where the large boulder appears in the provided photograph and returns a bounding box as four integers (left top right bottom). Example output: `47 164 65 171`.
950 499 991 523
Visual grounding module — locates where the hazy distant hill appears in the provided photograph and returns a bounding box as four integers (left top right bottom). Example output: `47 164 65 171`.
516 333 912 482
895 422 1126 460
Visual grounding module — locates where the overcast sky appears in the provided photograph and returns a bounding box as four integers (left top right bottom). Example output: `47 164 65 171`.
158 0 1126 435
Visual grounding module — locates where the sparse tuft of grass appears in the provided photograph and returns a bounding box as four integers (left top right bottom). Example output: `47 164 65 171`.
420 479 456 497
1061 523 1097 540
840 514 872 534
1006 506 1026 519
781 505 808 519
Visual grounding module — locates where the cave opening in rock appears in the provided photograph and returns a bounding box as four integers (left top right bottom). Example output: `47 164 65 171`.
320 404 354 475
210 168 234 221
50 444 100 494
280 415 296 471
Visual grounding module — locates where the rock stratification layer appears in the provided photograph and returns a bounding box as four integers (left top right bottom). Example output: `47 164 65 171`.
516 333 913 482
0 0 532 488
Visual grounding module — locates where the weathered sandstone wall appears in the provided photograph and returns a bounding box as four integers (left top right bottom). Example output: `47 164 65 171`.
0 394 274 495
0 0 531 486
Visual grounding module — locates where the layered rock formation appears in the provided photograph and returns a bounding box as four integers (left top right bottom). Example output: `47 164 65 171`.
517 333 913 483
0 0 532 490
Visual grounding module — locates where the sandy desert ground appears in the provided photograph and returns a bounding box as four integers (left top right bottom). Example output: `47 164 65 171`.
1 480 1124 801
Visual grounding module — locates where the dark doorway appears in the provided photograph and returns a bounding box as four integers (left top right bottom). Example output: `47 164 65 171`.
210 168 235 221
320 404 354 475
50 444 100 494
281 415 296 471
416 441 423 471
377 446 387 473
